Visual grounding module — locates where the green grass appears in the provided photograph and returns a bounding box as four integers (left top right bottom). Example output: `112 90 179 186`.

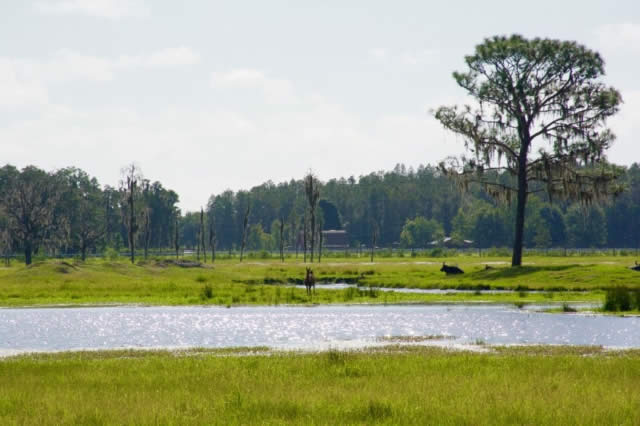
1 346 639 424
0 255 638 307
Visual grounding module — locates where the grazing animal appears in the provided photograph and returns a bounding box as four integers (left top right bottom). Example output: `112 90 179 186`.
631 261 640 272
440 262 464 275
484 264 493 270
304 267 316 295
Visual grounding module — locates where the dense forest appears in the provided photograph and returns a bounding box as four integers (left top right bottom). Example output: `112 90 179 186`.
1 162 639 263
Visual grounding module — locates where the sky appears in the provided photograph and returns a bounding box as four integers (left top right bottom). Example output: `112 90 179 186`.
1 0 639 211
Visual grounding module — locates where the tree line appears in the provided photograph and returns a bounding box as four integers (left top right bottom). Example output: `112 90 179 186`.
1 160 638 266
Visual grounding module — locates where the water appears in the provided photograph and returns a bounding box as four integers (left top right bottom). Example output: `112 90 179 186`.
1 305 639 355
294 283 554 294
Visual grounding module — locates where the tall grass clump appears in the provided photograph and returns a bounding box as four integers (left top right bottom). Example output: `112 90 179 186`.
200 284 213 300
603 287 639 311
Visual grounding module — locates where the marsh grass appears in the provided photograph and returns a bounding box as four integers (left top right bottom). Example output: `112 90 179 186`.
2 346 638 424
0 256 636 307
603 287 640 311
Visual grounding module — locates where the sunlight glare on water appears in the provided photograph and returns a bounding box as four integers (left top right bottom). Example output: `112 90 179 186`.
1 305 639 354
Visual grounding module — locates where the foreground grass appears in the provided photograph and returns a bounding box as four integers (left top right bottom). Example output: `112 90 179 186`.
0 255 638 307
1 346 639 425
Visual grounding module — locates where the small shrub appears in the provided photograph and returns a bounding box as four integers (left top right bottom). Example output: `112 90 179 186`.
104 247 119 261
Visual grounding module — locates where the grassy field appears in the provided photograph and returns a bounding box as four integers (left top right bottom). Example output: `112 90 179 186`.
0 255 639 307
1 345 639 425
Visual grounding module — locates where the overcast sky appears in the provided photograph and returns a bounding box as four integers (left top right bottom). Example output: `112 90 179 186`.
2 0 639 211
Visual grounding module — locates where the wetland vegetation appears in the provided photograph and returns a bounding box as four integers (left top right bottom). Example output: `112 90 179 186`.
1 345 639 425
2 255 639 307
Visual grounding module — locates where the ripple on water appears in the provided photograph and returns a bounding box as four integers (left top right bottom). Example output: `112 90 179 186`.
0 305 639 354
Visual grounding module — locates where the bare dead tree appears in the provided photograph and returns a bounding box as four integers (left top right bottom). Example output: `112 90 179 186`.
196 229 200 261
120 164 142 264
304 173 320 262
370 224 377 263
141 180 152 260
200 208 207 263
239 201 250 262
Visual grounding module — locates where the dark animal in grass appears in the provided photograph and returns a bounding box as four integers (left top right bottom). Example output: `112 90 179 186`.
304 267 316 295
484 264 493 270
631 261 640 272
441 263 464 275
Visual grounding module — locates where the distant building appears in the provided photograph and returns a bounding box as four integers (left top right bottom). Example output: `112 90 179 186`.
295 229 349 250
322 230 349 249
429 236 474 248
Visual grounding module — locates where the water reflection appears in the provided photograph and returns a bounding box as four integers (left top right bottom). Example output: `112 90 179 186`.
1 305 638 354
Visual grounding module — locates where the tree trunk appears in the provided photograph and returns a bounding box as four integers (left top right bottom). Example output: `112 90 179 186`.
512 151 529 267
25 242 32 266
81 241 87 262
129 230 135 264
200 209 206 263
196 232 200 262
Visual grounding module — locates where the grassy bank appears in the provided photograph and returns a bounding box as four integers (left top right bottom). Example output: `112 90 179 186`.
1 346 639 424
0 256 638 307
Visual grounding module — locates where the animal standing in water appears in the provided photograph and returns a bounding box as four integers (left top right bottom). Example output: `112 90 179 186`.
440 262 464 275
304 267 316 295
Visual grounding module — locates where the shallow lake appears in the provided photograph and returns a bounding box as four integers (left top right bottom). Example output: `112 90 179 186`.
294 283 556 294
1 304 639 355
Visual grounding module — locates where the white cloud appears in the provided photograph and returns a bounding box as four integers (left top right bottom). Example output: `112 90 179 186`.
595 22 640 53
368 47 439 66
144 47 201 67
117 47 201 68
399 49 439 66
0 59 49 109
368 48 388 61
0 48 200 110
0 91 454 210
608 89 640 165
210 69 297 103
33 0 149 19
